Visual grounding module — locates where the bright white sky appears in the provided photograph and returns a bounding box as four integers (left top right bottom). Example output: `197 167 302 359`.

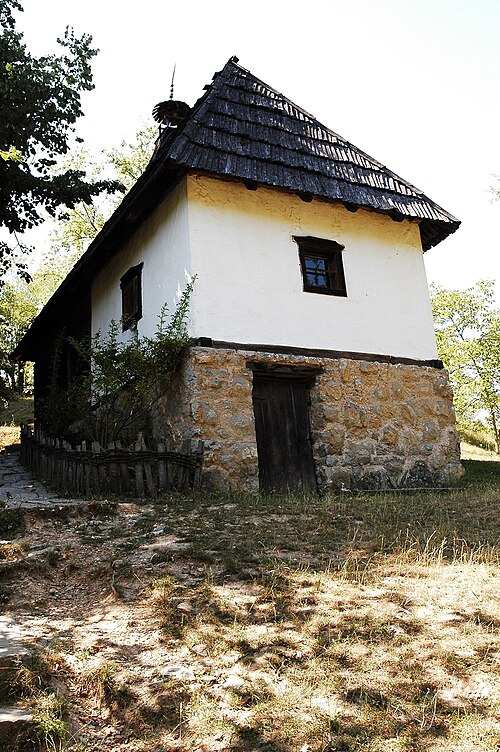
15 0 500 299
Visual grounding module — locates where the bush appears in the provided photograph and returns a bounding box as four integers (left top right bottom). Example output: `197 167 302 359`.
39 280 194 445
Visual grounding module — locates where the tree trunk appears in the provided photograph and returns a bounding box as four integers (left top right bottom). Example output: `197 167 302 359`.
491 410 500 455
16 363 25 393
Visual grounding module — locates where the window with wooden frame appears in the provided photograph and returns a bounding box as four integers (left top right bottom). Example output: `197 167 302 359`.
294 236 347 297
120 263 143 330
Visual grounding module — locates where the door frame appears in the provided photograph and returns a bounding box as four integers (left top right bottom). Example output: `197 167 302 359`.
248 361 322 494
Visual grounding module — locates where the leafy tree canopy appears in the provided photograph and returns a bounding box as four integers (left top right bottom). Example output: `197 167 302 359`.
50 124 156 260
431 280 500 453
0 0 121 280
0 123 157 395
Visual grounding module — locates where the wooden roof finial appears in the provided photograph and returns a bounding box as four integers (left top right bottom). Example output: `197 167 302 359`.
170 63 176 100
152 64 191 128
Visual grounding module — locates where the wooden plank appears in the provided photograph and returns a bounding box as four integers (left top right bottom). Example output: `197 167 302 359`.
205 339 444 370
134 436 145 496
107 442 121 493
75 444 82 494
63 440 72 491
144 461 155 496
115 441 130 492
142 436 155 496
166 439 174 489
193 440 204 490
91 441 101 493
157 441 167 491
178 439 191 491
81 440 91 496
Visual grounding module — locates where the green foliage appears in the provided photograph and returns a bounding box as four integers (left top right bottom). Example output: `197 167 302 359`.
105 122 157 191
49 124 156 260
0 0 21 30
431 280 500 453
40 279 195 445
0 250 76 394
0 278 39 393
33 691 69 748
0 126 157 397
0 1 121 281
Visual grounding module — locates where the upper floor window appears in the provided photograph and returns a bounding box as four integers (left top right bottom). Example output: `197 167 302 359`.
120 263 143 330
293 236 347 297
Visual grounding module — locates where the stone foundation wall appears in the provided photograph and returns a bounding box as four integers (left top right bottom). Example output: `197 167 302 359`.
152 346 463 492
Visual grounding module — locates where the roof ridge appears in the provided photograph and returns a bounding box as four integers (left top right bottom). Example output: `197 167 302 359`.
224 57 318 122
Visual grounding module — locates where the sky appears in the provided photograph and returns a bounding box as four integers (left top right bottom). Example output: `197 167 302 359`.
14 0 500 299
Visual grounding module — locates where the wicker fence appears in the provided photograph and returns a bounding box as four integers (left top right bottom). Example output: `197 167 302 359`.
20 424 204 496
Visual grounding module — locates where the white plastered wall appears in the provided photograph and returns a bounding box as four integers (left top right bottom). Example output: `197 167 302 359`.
92 180 192 341
186 174 438 360
92 173 439 362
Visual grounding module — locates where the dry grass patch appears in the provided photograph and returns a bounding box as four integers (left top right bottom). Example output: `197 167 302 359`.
2 480 500 750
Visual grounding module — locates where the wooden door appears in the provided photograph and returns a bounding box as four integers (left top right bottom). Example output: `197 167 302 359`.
252 376 317 494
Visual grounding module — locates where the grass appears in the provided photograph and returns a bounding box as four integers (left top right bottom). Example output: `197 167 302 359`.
1 403 500 750
0 394 33 449
2 476 500 751
460 428 497 454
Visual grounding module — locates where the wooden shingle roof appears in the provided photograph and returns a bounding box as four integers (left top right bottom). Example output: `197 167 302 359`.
154 56 459 251
12 57 459 361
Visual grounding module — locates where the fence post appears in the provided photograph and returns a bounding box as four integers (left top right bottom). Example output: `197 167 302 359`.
134 435 145 496
107 442 121 493
62 440 72 491
157 440 167 491
178 439 191 491
141 436 156 496
115 441 130 491
193 440 204 490
91 441 101 493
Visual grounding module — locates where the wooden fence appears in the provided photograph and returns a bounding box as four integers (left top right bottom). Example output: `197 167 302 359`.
20 424 204 497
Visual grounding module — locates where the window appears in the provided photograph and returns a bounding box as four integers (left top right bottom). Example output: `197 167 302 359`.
294 236 347 296
120 263 143 330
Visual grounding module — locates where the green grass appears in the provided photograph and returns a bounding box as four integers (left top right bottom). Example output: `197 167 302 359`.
0 394 34 449
460 427 497 453
461 458 500 484
0 394 34 425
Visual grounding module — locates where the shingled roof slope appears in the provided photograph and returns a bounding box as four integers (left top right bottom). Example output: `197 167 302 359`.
154 56 459 251
12 57 459 361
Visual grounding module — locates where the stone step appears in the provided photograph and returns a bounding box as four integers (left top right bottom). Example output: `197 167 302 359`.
0 705 34 746
0 617 32 671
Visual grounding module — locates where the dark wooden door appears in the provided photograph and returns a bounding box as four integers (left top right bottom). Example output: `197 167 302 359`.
252 376 317 494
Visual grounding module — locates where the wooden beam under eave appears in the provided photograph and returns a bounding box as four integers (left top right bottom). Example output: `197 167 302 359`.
342 202 358 213
298 192 313 203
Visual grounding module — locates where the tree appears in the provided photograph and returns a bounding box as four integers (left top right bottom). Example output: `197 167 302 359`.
0 0 120 281
0 124 157 397
431 280 500 453
0 277 38 393
50 124 156 259
105 123 156 192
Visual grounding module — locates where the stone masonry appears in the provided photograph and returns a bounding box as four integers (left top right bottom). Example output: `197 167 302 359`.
153 346 463 492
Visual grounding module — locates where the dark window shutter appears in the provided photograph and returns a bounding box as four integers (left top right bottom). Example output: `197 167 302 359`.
120 263 143 330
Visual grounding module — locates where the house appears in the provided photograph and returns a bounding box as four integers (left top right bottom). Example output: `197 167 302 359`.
13 57 463 493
